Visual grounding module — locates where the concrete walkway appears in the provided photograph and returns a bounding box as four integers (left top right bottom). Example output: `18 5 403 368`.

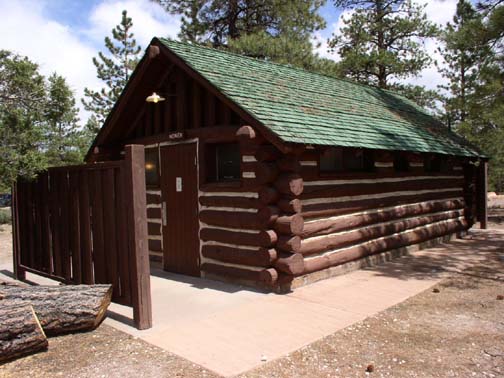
1 229 501 376
105 229 503 377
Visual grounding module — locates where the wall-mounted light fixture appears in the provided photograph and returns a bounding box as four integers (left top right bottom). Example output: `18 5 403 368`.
145 92 166 103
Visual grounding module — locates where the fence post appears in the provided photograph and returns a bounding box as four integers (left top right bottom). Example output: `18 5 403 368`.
477 160 488 229
11 183 26 281
124 145 152 329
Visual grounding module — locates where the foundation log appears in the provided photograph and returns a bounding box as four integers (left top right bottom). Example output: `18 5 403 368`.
302 219 468 274
259 268 279 286
202 245 277 267
273 252 305 275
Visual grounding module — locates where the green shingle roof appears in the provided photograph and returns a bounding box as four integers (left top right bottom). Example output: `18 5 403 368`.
159 38 481 157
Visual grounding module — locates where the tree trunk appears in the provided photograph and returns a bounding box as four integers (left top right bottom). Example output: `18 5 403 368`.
0 304 48 363
0 284 112 336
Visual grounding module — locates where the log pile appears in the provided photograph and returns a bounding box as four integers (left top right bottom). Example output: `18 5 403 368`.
0 282 112 363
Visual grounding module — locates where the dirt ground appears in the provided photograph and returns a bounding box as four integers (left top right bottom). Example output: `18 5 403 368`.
1 210 503 378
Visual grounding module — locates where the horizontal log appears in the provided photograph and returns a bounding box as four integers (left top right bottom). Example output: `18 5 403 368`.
301 190 464 219
302 218 468 274
200 228 278 247
0 284 112 336
148 239 162 252
277 156 301 173
200 210 271 230
146 193 161 204
199 195 263 209
273 252 305 275
186 126 239 142
276 235 302 253
258 187 280 204
277 198 303 214
275 173 304 196
301 199 465 238
259 268 279 286
300 210 464 256
274 214 304 235
301 178 463 198
255 145 282 162
147 207 161 219
301 171 462 182
202 245 277 267
148 222 161 236
201 263 277 286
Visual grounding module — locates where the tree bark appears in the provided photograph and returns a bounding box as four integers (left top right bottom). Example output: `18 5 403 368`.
0 303 48 363
0 284 112 336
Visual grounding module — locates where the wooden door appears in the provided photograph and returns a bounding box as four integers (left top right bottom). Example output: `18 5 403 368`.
160 143 200 276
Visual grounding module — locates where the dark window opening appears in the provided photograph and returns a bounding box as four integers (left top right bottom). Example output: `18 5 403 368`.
145 148 160 187
205 143 241 182
425 154 449 173
320 147 374 173
393 152 410 172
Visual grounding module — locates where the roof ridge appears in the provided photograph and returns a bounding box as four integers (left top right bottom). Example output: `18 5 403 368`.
157 37 420 109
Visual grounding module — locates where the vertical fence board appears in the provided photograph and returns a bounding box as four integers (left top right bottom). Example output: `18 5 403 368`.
69 171 81 283
116 165 131 303
91 169 106 283
102 168 119 296
49 171 62 277
79 170 94 284
59 172 71 281
39 173 51 273
13 151 152 330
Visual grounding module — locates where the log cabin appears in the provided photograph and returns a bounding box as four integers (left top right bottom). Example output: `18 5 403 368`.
86 38 488 292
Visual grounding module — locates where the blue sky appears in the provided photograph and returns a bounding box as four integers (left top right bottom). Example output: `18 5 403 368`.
0 0 460 122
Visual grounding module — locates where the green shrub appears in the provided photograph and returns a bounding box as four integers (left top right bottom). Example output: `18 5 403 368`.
0 208 11 224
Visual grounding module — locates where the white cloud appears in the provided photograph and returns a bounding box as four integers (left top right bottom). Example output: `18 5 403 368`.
85 0 180 48
0 0 100 121
0 0 181 123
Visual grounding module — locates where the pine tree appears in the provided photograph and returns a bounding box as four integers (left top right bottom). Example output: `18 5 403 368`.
44 73 88 166
156 0 338 74
437 0 488 124
82 10 142 127
329 0 438 89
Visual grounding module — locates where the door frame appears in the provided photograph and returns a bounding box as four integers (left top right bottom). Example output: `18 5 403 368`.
157 138 201 276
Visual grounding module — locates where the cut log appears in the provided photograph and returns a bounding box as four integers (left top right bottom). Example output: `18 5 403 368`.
0 304 48 363
274 214 304 235
276 235 302 253
258 187 280 204
273 252 305 275
277 198 303 214
259 268 279 286
275 173 304 196
0 284 112 336
236 125 264 144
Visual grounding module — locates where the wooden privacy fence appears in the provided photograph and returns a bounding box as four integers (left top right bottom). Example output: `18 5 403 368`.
11 145 152 330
